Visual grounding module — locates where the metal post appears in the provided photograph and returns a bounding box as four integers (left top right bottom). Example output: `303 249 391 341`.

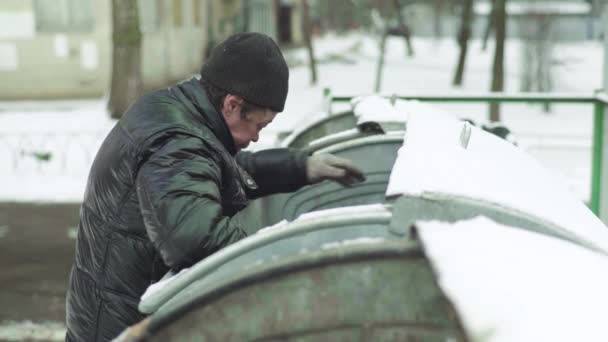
323 87 332 115
603 3 608 108
599 5 608 222
591 100 603 214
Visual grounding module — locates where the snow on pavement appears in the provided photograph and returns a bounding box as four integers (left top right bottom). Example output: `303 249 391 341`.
0 321 65 341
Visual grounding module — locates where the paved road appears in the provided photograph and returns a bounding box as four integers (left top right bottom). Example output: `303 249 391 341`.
0 203 79 323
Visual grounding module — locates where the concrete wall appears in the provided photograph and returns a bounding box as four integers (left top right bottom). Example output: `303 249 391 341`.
0 0 209 100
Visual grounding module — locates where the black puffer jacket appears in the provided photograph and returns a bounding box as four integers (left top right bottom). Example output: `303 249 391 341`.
65 78 309 341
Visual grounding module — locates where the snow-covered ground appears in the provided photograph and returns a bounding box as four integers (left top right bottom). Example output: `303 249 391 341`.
0 32 603 341
0 321 66 341
0 33 602 202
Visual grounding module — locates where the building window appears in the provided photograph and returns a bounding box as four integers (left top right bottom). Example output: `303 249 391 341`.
138 0 160 32
33 0 95 32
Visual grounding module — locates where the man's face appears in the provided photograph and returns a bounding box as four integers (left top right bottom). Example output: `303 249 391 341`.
223 95 277 151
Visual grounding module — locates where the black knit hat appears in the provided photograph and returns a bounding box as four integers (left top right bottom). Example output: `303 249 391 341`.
200 32 289 112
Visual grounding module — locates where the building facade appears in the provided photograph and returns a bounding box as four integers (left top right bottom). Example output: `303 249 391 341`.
0 0 213 99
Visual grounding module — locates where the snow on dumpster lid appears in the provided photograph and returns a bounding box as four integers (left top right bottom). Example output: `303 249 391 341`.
415 217 608 342
352 95 454 128
352 95 404 126
386 108 608 253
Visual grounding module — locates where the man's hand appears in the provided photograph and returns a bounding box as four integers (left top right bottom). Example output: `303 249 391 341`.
306 154 366 186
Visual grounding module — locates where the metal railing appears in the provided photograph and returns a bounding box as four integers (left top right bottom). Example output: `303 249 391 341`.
324 90 606 215
0 131 105 175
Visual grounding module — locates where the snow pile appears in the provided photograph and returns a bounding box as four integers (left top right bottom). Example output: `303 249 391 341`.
352 95 406 126
416 216 608 342
386 109 608 251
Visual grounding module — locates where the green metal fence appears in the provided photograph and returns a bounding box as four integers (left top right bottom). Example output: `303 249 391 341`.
324 91 607 215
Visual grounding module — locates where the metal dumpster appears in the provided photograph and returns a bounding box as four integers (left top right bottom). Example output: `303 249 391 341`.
260 132 404 227
280 110 357 149
139 204 394 314
141 241 463 341
124 204 465 341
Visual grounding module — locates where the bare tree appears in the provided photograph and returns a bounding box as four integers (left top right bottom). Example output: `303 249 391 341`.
375 31 388 92
433 0 446 40
453 0 474 86
482 0 496 51
520 12 554 112
108 0 143 119
393 0 414 56
204 0 215 59
370 1 412 92
301 0 317 85
273 0 281 38
370 9 387 92
319 0 356 33
242 0 250 32
489 0 506 122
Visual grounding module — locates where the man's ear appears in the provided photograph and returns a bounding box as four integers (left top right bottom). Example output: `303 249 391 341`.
222 94 243 117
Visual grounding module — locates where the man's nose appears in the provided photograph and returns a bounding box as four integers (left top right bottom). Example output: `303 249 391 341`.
252 131 259 142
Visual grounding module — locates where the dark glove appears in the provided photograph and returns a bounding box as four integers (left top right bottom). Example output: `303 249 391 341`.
306 154 366 186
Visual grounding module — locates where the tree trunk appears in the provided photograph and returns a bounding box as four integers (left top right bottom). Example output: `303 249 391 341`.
242 0 250 32
536 15 553 112
482 0 496 51
375 32 388 93
433 0 445 40
520 37 533 92
301 0 317 85
204 0 215 59
273 0 281 39
108 0 143 119
489 0 506 122
393 0 414 57
453 0 474 86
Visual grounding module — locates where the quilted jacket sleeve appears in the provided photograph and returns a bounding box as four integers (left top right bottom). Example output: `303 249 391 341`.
136 135 247 270
236 148 309 199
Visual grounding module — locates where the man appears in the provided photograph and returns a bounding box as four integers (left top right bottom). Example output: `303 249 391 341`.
65 32 365 341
